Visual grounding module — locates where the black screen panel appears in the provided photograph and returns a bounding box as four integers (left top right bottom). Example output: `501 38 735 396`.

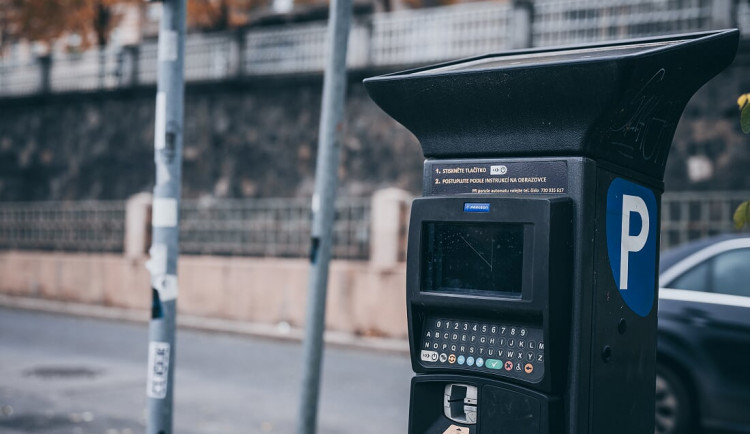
422 222 524 296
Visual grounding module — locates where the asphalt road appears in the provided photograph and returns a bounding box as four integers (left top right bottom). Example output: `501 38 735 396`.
0 307 412 433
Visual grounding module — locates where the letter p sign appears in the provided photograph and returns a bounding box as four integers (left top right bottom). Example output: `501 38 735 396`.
619 195 649 290
606 179 657 317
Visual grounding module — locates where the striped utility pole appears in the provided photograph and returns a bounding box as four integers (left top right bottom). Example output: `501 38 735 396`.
144 0 186 432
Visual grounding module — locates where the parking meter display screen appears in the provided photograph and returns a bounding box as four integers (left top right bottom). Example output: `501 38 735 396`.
422 222 524 296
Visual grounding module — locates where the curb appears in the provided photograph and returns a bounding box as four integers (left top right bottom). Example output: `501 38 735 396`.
0 294 409 355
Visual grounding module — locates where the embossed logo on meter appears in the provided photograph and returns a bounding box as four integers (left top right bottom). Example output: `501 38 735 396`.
428 161 568 196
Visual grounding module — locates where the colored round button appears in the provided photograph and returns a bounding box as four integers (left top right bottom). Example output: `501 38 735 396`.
457 355 465 365
476 357 484 368
504 361 513 371
524 363 534 374
448 354 456 364
467 356 475 367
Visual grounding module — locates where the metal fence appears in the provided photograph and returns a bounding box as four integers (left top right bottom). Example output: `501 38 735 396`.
0 60 41 96
532 0 713 47
0 198 370 260
1 192 748 257
1 0 745 96
49 48 122 92
740 0 750 37
0 201 126 252
370 2 513 66
244 21 371 75
660 191 750 250
179 197 370 259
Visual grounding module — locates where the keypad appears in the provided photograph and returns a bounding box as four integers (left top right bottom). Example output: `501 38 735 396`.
419 316 545 383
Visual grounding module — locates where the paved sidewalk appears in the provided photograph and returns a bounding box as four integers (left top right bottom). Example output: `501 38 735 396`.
0 294 409 354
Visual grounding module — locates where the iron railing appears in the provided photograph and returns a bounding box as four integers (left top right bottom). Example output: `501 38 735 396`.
0 197 370 259
179 197 370 259
49 48 122 92
1 192 748 256
0 201 126 252
740 0 750 37
370 2 513 67
532 0 713 47
0 61 41 96
0 0 744 96
660 191 750 250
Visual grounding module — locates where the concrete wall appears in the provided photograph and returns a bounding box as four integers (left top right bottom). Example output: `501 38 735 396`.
0 188 413 338
0 251 408 338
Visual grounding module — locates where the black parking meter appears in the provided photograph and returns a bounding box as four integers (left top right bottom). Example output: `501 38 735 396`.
364 30 738 434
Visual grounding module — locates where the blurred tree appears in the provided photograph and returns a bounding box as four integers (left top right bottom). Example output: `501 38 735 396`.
0 0 126 52
188 0 262 31
0 0 131 87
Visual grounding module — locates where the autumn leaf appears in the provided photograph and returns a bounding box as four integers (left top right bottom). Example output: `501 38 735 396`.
739 94 750 109
734 200 750 230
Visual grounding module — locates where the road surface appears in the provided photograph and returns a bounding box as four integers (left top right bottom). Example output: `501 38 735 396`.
0 307 412 433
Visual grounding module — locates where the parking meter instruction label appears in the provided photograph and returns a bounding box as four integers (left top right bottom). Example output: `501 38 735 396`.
428 161 567 195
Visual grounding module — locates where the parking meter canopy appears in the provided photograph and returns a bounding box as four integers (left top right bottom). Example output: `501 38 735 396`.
364 30 738 180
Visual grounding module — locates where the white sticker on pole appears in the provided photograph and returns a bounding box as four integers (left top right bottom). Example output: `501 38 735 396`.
311 193 320 213
158 30 178 62
146 244 168 276
154 91 166 150
153 274 178 302
152 197 178 227
147 341 171 399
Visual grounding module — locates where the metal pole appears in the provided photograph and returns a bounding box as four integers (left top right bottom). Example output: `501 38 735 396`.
296 0 352 431
145 0 185 432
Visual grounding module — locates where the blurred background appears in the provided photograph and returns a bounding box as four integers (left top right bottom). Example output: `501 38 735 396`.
0 0 749 433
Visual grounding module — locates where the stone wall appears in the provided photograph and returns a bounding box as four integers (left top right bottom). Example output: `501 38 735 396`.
0 71 423 202
0 43 748 202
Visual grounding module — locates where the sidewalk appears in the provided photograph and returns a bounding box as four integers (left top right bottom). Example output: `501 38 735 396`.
0 294 409 355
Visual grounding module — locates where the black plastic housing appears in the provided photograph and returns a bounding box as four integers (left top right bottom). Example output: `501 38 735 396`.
363 30 739 180
407 196 573 393
364 30 739 434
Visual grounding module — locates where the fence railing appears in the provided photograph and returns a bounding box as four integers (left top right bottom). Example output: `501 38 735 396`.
0 197 370 260
0 0 744 96
49 48 122 92
0 201 126 252
532 0 713 47
660 190 750 250
370 2 514 67
179 197 370 259
1 192 748 257
740 0 750 36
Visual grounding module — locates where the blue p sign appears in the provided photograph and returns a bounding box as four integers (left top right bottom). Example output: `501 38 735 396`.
606 178 657 317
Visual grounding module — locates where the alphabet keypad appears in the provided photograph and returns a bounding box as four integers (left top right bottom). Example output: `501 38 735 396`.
419 316 545 383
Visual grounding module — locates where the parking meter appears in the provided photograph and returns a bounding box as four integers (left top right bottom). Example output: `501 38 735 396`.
364 30 738 434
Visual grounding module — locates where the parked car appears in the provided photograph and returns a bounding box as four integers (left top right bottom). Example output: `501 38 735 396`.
656 234 750 434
